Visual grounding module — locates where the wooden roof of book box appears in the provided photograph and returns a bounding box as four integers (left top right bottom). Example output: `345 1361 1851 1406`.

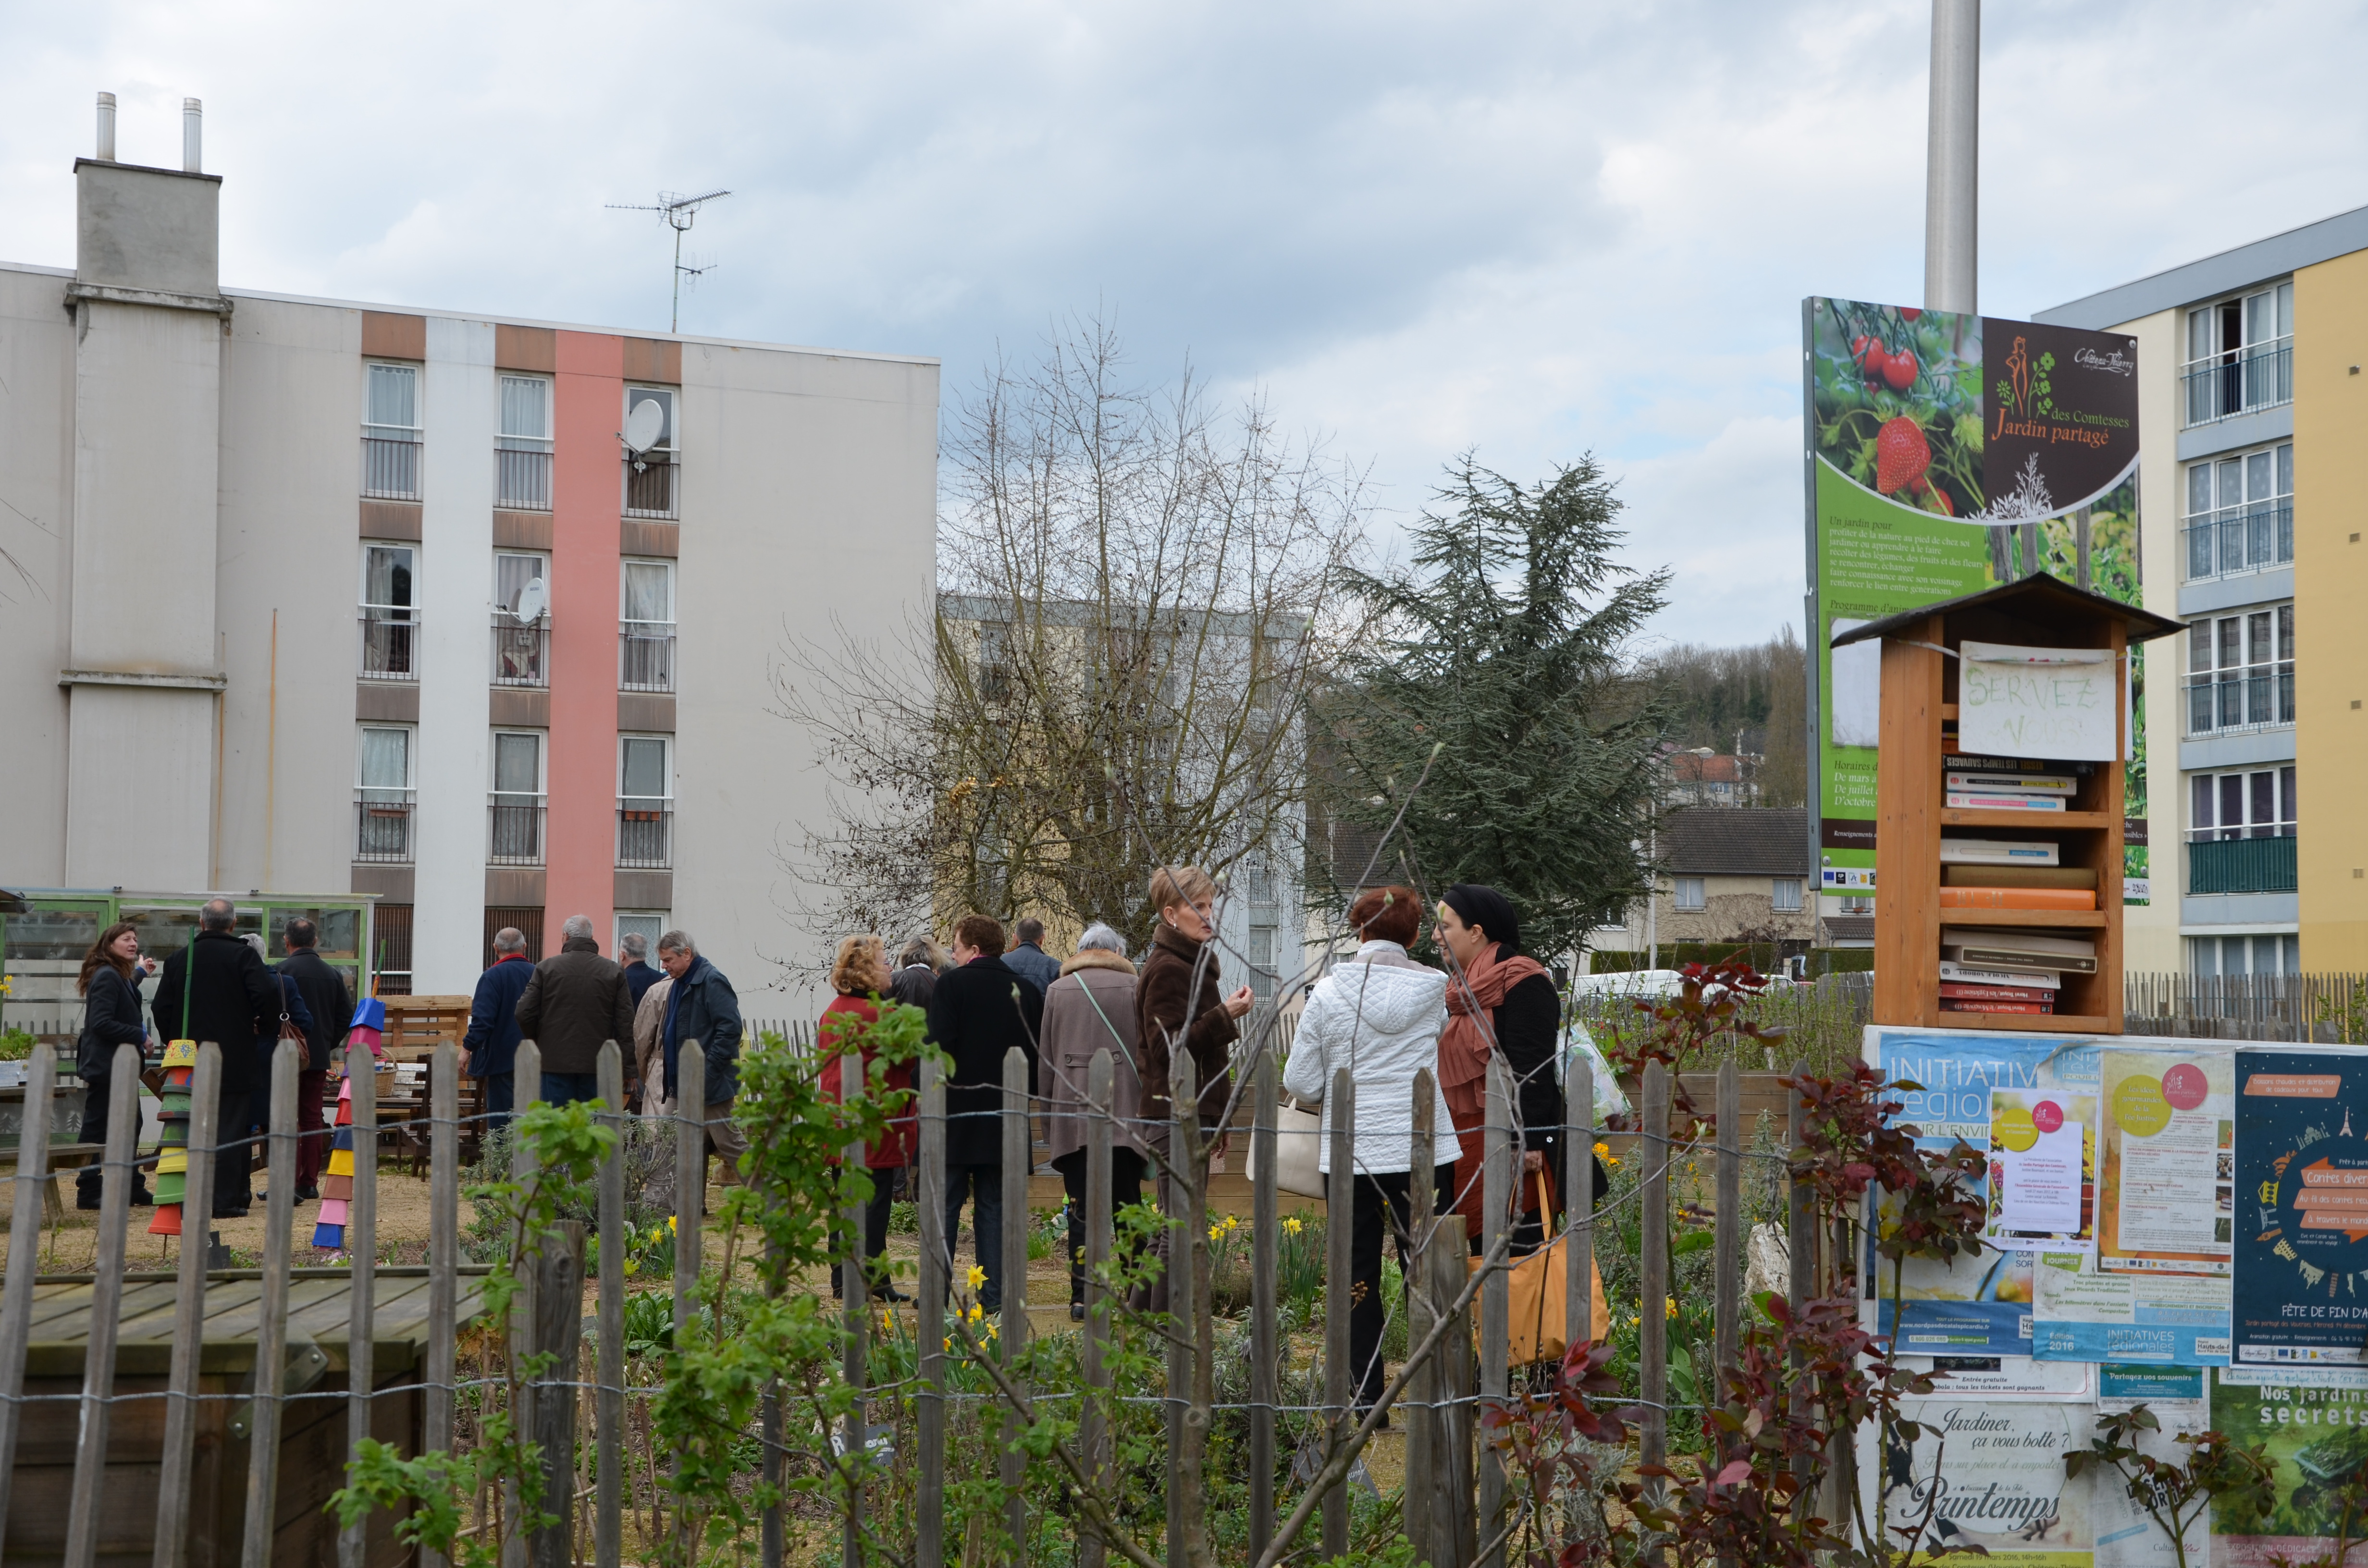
1833 574 2183 1035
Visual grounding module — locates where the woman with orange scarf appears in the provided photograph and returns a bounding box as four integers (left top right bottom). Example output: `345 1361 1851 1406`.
1434 884 1567 1251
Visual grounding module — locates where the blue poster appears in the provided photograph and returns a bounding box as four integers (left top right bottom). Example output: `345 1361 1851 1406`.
2231 1046 2368 1372
1864 1025 2102 1356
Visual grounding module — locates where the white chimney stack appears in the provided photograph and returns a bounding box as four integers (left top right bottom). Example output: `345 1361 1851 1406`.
96 92 116 161
183 98 202 173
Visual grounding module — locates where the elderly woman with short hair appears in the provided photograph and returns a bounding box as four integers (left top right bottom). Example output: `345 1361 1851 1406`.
820 934 914 1300
1038 922 1149 1318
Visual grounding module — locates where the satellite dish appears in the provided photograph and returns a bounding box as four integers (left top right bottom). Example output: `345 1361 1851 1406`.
624 399 665 454
512 576 549 624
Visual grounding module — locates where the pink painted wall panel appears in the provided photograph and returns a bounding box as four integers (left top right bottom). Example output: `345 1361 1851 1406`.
547 331 624 950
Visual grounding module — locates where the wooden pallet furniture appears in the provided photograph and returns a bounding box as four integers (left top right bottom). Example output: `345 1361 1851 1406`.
374 995 484 1166
1836 575 2182 1035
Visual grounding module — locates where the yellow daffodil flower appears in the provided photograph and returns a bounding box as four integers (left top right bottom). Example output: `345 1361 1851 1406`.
1592 1141 1610 1157
1283 1216 1304 1236
666 1214 678 1233
1666 1298 1678 1318
622 1259 639 1277
966 1264 987 1291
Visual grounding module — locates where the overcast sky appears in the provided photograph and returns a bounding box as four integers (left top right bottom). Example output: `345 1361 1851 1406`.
7 0 2366 649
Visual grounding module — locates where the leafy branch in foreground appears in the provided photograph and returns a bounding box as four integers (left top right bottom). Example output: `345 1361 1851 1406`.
2066 1406 2274 1568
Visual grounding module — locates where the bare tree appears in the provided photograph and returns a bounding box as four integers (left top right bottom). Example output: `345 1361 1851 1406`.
773 316 1369 959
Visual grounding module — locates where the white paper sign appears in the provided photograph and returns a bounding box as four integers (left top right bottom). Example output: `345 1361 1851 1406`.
1959 640 2118 762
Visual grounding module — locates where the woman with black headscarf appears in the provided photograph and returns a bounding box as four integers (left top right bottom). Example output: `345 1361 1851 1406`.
1433 883 1567 1253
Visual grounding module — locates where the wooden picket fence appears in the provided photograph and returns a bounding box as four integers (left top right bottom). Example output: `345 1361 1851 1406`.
0 1026 1825 1568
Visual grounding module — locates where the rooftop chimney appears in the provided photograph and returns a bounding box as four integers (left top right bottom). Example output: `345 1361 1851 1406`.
182 98 201 173
95 92 115 161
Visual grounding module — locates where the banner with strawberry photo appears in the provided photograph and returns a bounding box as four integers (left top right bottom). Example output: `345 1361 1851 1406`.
1803 296 2145 909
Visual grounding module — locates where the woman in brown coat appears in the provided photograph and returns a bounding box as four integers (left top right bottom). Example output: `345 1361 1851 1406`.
1038 922 1150 1316
1134 865 1253 1138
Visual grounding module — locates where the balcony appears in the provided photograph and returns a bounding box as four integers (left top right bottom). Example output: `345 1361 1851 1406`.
359 612 418 681
2183 502 2293 582
2182 339 2292 428
617 798 673 869
355 792 416 863
620 625 676 692
491 615 550 686
2184 666 2294 737
361 436 421 501
488 793 546 865
495 443 553 510
623 458 678 520
2188 833 2297 895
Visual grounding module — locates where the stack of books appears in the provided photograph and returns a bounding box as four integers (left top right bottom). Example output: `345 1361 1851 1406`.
1937 864 2098 912
1943 756 2091 812
1938 962 2061 1015
1942 927 2097 981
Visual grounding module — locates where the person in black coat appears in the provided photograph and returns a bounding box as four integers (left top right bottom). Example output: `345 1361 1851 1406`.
152 900 283 1218
74 922 156 1208
278 918 354 1200
924 914 1043 1312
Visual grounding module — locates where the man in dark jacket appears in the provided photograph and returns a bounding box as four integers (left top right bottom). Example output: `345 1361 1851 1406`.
1003 918 1061 996
925 914 1043 1312
278 918 355 1200
466 928 535 1131
888 936 940 1014
152 899 281 1219
657 930 746 1192
620 931 663 1007
515 915 635 1107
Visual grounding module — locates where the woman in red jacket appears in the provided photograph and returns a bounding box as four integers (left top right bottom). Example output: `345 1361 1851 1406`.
821 934 915 1300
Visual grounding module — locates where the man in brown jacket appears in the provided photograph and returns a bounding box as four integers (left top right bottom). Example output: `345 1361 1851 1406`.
515 914 636 1108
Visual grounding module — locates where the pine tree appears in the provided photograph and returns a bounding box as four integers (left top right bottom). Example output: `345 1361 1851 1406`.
1320 455 1670 959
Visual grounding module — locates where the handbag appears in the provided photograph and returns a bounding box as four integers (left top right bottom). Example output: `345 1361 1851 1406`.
1473 1169 1609 1363
277 978 311 1070
1246 1095 1327 1200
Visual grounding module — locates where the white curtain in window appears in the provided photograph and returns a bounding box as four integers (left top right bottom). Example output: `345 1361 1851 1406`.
359 728 410 792
500 376 550 441
623 562 672 623
365 546 413 611
621 737 668 801
494 733 541 795
366 364 416 430
495 555 546 619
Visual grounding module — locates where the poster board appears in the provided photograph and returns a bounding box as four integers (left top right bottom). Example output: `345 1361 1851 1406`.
2231 1047 2368 1372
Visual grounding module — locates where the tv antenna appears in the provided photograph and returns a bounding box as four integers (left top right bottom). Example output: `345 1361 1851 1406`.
606 187 732 333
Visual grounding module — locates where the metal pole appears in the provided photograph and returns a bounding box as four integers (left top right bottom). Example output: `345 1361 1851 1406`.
1924 0 1980 315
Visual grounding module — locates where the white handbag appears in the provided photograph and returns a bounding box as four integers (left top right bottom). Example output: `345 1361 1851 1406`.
1248 1096 1328 1200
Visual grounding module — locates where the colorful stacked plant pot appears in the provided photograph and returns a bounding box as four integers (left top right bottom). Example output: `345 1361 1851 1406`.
313 1071 356 1250
148 1039 198 1237
348 995 385 1058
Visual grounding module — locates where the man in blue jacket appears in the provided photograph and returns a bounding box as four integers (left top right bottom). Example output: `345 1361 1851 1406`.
657 929 744 1197
465 927 535 1131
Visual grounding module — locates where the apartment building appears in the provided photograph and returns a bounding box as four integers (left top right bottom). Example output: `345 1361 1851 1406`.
0 109 937 1002
2037 204 2368 974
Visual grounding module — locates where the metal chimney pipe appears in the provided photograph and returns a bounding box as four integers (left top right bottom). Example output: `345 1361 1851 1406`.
183 98 202 173
96 92 116 161
1923 0 1979 315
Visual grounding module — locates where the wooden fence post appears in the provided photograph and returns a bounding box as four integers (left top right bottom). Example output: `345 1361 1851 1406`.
1714 1060 1739 1409
1567 1056 1593 1354
1405 1069 1437 1562
153 1042 222 1568
1427 1213 1477 1567
0 1035 58 1551
1639 1060 1669 1516
1080 1049 1114 1568
1249 1049 1279 1566
242 1039 304 1568
1167 1052 1200 1568
510 1040 543 1568
1322 1066 1354 1561
529 1221 587 1568
63 1044 142 1568
915 1054 946 1568
423 1044 459 1568
596 1041 626 1568
1000 1045 1031 1560
341 1037 381 1568
1478 1056 1514 1568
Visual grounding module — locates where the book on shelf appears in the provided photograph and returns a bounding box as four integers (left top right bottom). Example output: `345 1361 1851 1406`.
1939 982 2060 1004
1939 838 2061 866
1939 961 2063 990
1939 999 2055 1015
1941 925 2100 975
1948 754 2098 776
1942 865 2097 890
1946 772 2079 795
1946 792 2068 812
1937 886 2097 911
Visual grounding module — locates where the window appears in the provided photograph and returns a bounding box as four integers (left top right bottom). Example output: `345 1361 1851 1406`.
623 387 678 519
621 559 676 692
618 735 673 868
1771 879 1803 913
2183 281 2293 426
2185 604 2293 735
356 725 415 863
1242 849 1281 998
371 904 414 996
2189 933 2298 978
496 375 554 509
977 621 1014 705
492 553 550 686
490 731 546 865
1837 894 1873 916
617 911 668 958
362 363 420 499
1673 877 1706 912
2190 766 2296 842
359 543 417 680
2183 443 2293 580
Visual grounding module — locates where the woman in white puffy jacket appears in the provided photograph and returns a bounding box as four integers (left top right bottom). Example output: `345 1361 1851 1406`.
1283 885 1463 1414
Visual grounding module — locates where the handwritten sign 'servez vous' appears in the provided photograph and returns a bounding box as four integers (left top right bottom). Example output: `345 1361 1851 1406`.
1957 640 2117 762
